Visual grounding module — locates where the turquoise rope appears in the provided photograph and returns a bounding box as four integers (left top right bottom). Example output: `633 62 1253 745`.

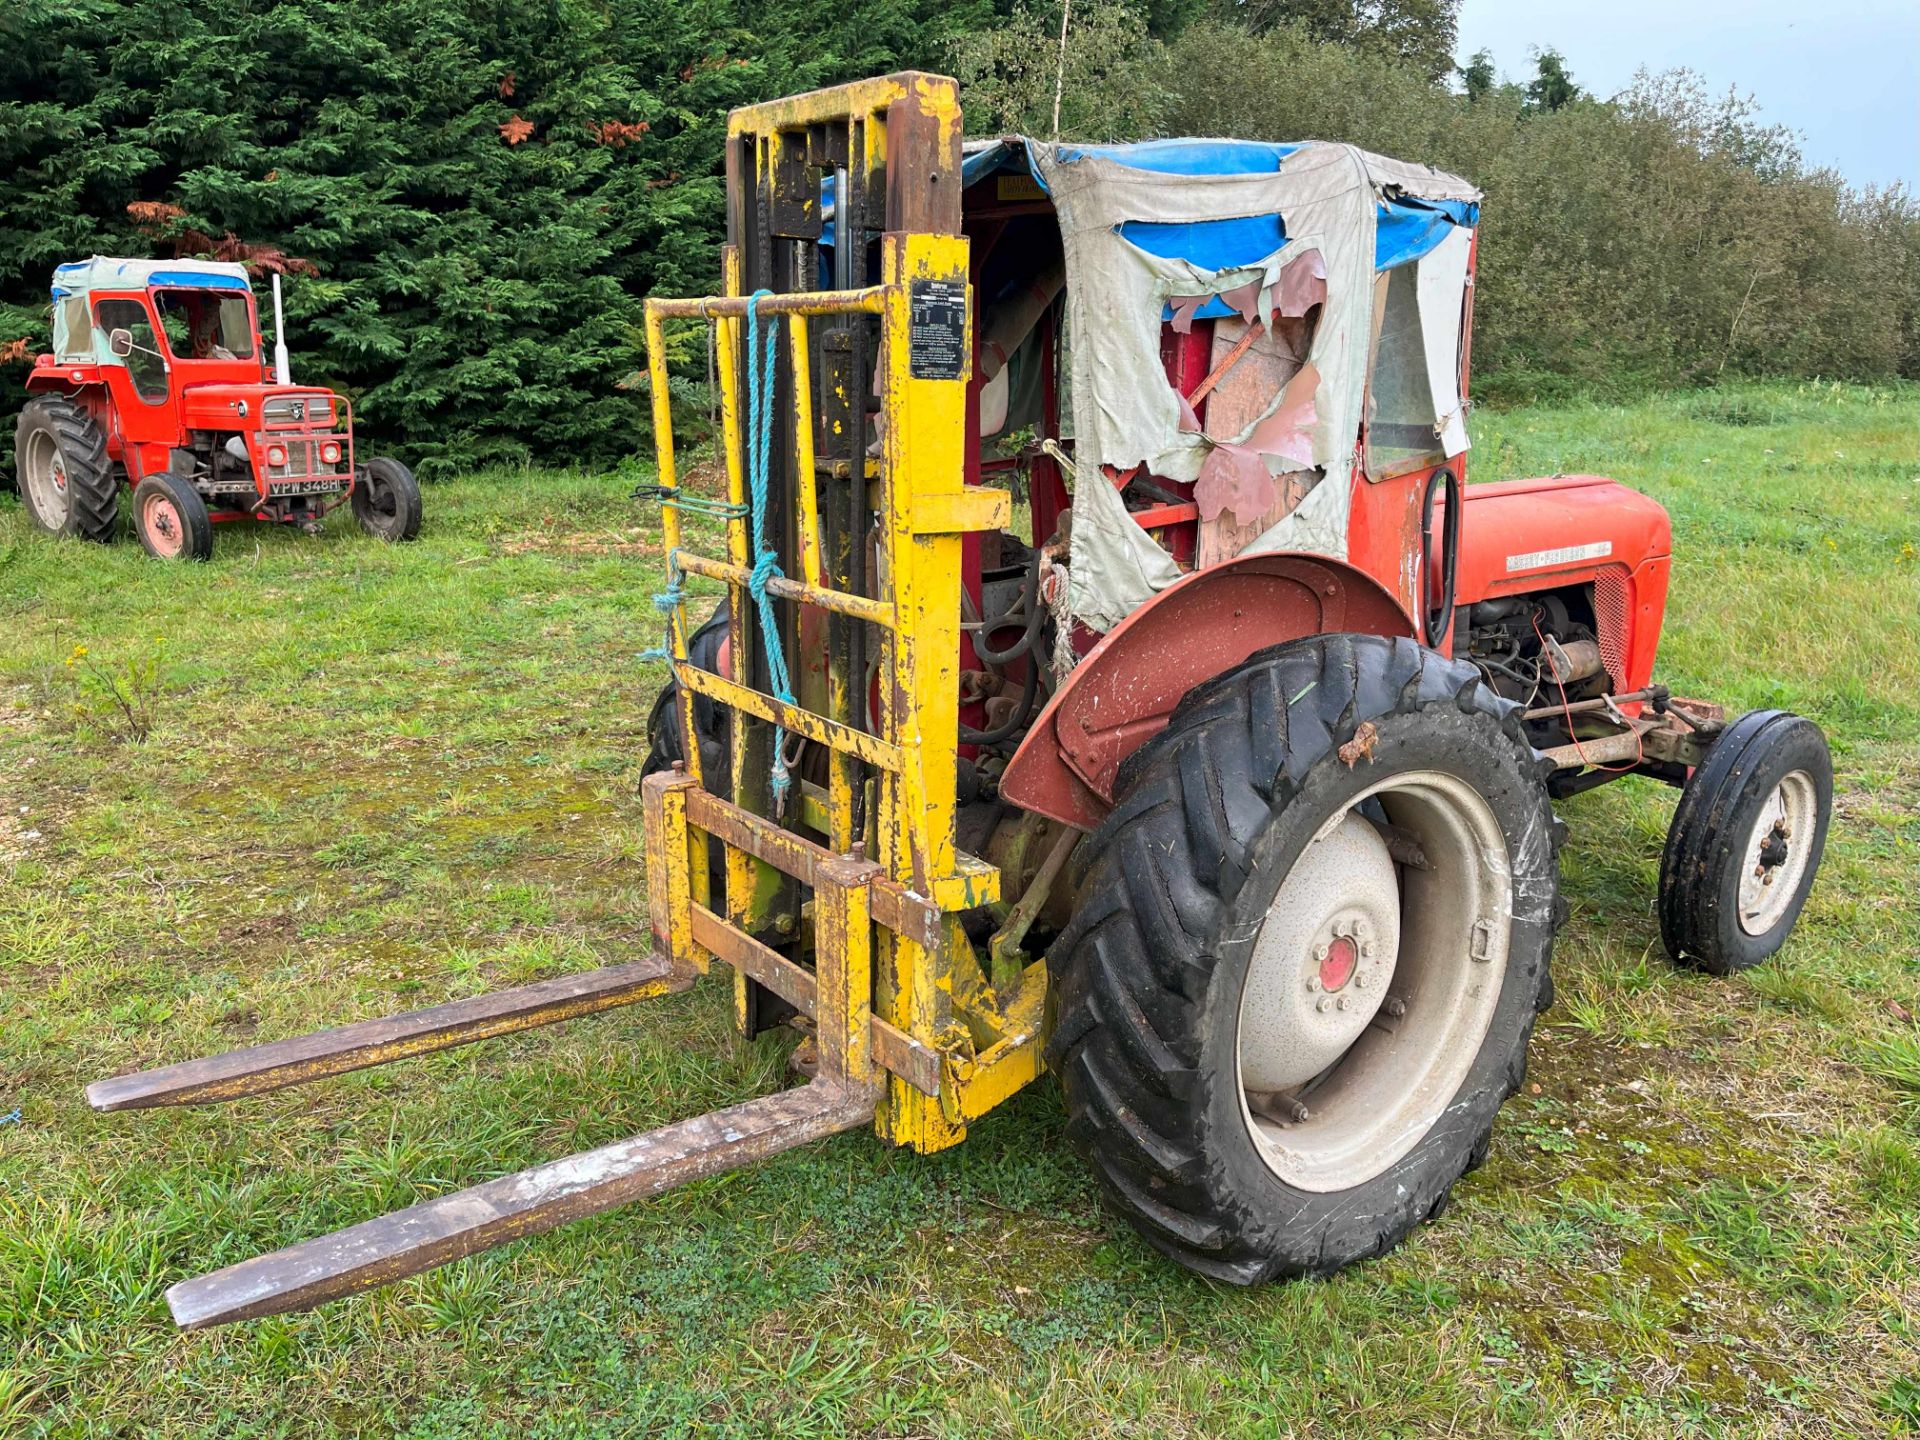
745 290 797 809
630 480 748 521
639 547 685 664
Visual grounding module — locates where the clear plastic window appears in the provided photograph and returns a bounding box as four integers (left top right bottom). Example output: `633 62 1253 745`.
1364 264 1444 478
154 289 256 360
93 299 169 403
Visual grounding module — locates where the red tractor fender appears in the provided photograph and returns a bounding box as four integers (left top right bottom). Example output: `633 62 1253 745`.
1000 552 1415 830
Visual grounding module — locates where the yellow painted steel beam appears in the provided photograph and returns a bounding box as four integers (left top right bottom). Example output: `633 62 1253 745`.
812 856 880 1085
647 289 887 321
641 309 703 786
873 231 979 1155
726 73 915 136
790 315 823 589
672 549 895 628
675 666 904 773
642 769 705 976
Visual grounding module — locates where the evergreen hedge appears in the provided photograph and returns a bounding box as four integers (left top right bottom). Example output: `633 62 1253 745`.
0 0 989 473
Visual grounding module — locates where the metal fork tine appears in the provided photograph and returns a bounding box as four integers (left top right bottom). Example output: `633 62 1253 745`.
165 1079 876 1329
87 953 692 1113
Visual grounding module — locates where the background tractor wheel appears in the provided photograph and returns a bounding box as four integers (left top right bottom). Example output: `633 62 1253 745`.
131 471 214 561
1046 632 1562 1283
641 600 734 786
1659 709 1831 975
352 456 422 542
13 395 118 541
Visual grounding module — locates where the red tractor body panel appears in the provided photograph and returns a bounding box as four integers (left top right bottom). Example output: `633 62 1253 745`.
1453 475 1673 694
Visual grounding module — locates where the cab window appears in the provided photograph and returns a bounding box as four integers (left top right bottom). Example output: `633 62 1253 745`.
93 298 169 403
1363 263 1446 478
154 289 256 361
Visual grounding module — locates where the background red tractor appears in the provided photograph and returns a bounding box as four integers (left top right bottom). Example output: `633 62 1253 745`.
12 256 419 560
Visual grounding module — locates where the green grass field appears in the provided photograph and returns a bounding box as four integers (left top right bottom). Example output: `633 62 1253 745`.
2 382 1916 1438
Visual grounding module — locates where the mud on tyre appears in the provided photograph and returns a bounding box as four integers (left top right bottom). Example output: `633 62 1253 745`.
1046 632 1563 1282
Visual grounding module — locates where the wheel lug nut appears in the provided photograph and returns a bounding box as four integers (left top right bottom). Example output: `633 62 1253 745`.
1316 997 1332 1013
1314 943 1329 962
1354 974 1368 990
1307 976 1321 992
1337 996 1351 1012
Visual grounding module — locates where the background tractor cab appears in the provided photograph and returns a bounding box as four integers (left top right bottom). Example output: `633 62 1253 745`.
13 256 419 560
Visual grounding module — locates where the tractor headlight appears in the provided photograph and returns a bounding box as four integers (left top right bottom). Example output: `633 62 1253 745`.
266 443 289 468
319 441 343 466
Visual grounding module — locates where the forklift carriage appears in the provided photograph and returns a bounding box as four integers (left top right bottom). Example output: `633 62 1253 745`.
88 73 1832 1325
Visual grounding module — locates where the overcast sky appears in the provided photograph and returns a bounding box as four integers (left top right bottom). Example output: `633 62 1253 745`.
1455 0 1918 190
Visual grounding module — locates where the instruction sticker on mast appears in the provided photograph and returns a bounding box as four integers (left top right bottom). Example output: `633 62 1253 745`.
909 280 968 380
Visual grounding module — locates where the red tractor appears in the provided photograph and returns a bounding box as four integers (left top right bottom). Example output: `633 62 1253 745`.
12 257 419 560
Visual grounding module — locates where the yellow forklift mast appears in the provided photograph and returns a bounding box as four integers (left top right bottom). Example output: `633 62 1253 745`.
642 71 1043 1155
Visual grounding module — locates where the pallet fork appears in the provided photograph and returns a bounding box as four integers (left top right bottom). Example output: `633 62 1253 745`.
87 73 1044 1329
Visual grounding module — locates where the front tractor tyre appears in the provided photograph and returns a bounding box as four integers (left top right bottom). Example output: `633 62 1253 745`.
14 395 118 542
1047 632 1562 1283
352 457 422 543
1659 709 1832 975
132 471 214 561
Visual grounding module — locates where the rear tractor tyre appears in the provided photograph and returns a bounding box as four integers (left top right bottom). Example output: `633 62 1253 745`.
352 457 422 543
1659 710 1831 975
1046 632 1562 1283
13 395 118 542
131 471 214 562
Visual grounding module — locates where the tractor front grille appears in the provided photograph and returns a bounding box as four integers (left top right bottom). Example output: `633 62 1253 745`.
1593 565 1631 686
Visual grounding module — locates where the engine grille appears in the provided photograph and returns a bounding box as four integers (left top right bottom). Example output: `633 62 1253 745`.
1593 565 1631 686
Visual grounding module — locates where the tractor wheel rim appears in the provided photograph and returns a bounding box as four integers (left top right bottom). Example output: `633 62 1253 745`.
23 431 72 527
1236 770 1511 1193
1737 769 1817 936
143 494 186 557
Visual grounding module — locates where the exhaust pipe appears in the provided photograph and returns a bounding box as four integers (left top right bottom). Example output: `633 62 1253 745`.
271 273 291 385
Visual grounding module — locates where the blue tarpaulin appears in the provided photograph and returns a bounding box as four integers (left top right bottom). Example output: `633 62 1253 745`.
822 137 1475 298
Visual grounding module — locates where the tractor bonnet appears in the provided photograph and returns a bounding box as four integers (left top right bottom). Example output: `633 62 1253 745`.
49 256 253 366
821 138 1481 630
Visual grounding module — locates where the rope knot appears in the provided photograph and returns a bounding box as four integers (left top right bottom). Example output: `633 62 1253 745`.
748 547 784 603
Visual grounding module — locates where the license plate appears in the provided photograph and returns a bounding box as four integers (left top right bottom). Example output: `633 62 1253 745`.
269 478 347 496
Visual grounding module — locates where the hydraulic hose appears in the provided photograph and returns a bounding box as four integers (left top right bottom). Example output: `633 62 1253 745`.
969 549 1046 666
958 656 1040 747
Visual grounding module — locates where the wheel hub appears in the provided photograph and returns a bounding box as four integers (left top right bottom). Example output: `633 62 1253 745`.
1318 933 1359 991
1240 814 1400 1093
1738 772 1817 935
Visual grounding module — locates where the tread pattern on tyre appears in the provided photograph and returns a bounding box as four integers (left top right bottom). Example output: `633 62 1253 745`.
1045 632 1564 1283
16 395 118 541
